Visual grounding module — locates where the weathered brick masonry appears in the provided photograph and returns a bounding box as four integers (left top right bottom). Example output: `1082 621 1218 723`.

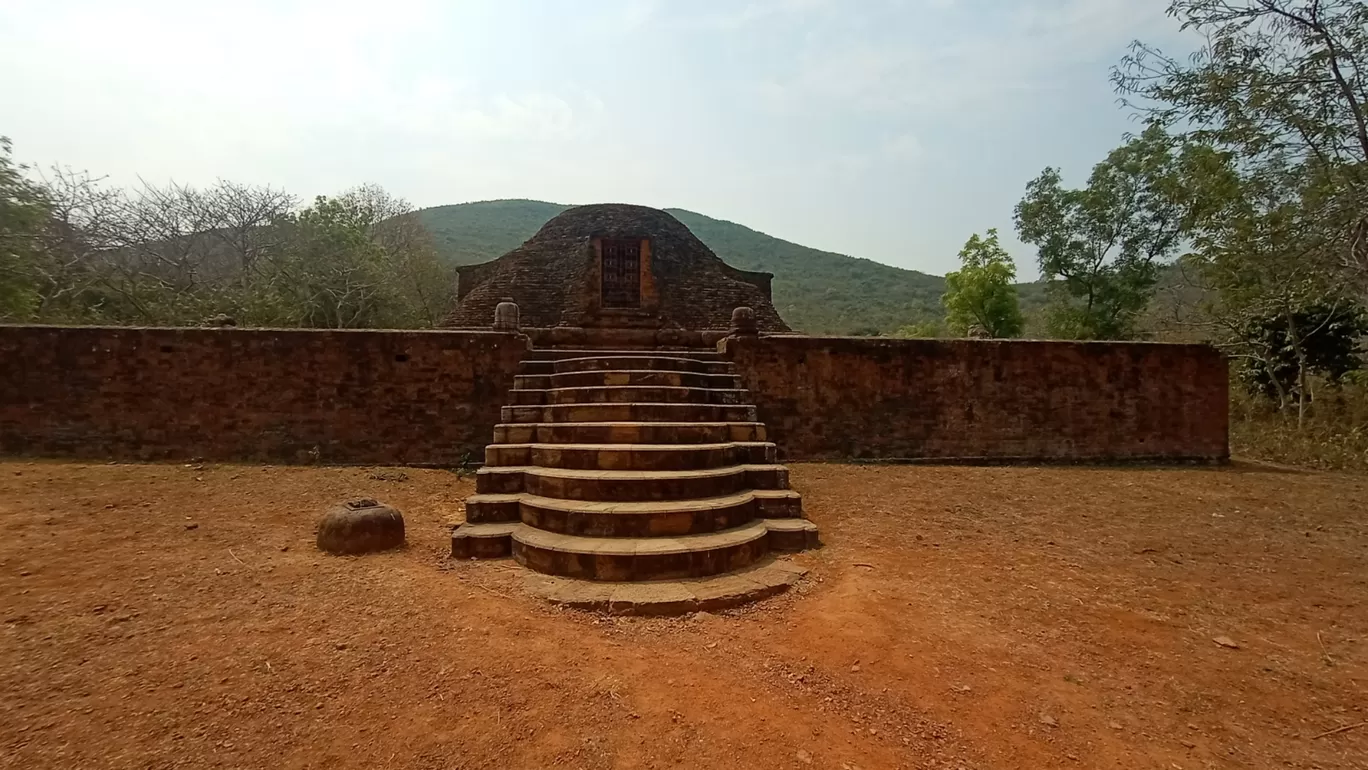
0 326 1228 466
446 204 788 332
0 326 526 465
722 335 1229 462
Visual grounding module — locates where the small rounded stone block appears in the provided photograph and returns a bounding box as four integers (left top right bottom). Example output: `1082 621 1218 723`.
493 300 521 332
317 499 405 555
730 306 758 335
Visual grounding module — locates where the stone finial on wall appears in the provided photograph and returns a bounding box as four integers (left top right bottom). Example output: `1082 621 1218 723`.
493 300 521 332
730 306 758 336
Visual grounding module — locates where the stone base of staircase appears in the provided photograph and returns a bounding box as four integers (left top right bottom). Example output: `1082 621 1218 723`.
522 559 808 616
451 345 819 613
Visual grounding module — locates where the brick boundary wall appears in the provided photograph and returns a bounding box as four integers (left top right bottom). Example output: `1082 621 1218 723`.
721 335 1229 463
1 326 1230 466
0 326 527 466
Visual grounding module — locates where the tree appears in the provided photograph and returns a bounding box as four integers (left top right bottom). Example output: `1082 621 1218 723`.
263 187 452 329
1176 151 1361 422
266 195 393 328
199 180 295 279
344 184 452 327
29 165 128 321
942 229 1023 338
1236 301 1367 404
1115 0 1368 299
2 139 450 329
1114 0 1368 422
0 137 52 318
1013 124 1215 339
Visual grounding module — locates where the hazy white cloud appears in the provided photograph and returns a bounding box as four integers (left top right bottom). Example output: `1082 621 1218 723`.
884 133 925 162
756 0 1174 115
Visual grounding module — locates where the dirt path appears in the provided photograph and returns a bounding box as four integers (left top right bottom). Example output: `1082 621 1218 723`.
1 460 1365 769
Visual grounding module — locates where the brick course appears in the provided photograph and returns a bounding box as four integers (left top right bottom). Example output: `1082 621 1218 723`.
0 326 526 465
722 336 1229 463
446 204 788 332
0 327 1229 466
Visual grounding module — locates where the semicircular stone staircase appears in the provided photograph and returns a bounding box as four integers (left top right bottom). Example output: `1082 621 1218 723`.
450 346 819 614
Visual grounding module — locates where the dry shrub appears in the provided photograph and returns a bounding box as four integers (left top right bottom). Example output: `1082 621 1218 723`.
1230 376 1368 472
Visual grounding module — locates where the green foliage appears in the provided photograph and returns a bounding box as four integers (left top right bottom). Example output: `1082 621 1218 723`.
0 139 449 330
421 199 566 266
263 188 451 329
1110 0 1368 426
1236 301 1368 402
0 137 51 318
942 229 1023 338
1014 125 1210 340
1117 0 1368 310
667 209 950 335
268 195 393 328
891 320 945 338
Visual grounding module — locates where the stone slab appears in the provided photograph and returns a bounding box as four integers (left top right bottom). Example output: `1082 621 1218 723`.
524 559 809 616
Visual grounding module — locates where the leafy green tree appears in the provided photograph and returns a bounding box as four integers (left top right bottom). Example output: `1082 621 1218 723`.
1115 0 1368 298
266 195 393 328
1237 301 1367 404
1115 0 1368 423
0 137 51 318
1013 124 1216 339
1176 152 1359 420
264 187 452 329
942 229 1023 338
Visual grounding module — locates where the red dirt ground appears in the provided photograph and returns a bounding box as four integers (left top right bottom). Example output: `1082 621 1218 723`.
1 460 1365 769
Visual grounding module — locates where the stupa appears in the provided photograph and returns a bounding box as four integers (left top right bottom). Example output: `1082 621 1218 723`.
447 204 818 614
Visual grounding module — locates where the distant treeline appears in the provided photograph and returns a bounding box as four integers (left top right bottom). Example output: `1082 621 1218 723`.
1 151 452 329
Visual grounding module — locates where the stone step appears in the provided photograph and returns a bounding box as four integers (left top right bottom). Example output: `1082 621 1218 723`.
526 348 724 362
512 521 770 581
462 489 803 531
764 518 821 551
522 559 808 615
515 370 742 390
463 493 523 523
485 442 776 471
501 402 759 425
455 511 816 551
475 464 792 500
449 521 519 559
520 490 803 537
550 356 735 375
493 421 768 446
511 386 750 407
519 357 735 376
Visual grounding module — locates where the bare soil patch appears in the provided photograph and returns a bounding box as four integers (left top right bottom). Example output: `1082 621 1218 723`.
1 460 1365 769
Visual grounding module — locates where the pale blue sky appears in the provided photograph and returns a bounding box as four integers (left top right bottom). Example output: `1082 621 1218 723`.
1 0 1187 278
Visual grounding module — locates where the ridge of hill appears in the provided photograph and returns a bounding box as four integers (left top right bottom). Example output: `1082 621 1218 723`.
416 199 1037 335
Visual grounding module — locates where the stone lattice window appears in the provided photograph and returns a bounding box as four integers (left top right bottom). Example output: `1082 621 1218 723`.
600 238 643 308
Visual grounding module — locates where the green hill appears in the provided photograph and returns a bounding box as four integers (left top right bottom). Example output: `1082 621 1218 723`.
417 199 1040 335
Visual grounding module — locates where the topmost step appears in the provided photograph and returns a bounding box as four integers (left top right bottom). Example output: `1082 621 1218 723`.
526 348 723 361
